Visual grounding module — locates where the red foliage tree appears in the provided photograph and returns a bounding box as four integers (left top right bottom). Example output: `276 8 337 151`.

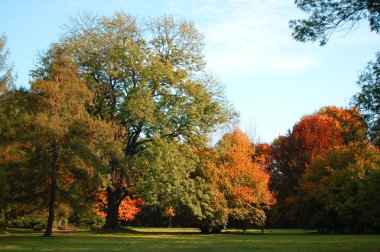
268 106 368 227
291 114 344 170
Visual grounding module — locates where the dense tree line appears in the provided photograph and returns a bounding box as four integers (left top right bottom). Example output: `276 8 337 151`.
287 1 380 232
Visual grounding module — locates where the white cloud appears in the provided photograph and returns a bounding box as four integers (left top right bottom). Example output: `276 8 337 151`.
164 0 317 77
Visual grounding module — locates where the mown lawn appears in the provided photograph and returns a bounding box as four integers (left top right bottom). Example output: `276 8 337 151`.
1 228 380 251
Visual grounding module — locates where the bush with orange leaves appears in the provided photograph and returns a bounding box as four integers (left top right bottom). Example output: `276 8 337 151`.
95 192 143 221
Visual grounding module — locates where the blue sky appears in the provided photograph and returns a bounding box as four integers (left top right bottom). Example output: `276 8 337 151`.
1 0 379 143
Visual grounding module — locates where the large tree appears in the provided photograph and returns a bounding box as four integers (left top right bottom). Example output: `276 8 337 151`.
268 106 367 226
272 112 345 201
60 13 232 229
290 0 380 45
2 45 118 236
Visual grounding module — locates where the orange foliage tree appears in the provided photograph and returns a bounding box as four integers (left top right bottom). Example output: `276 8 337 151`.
291 114 345 169
211 129 275 230
253 143 273 172
316 106 367 144
95 191 143 221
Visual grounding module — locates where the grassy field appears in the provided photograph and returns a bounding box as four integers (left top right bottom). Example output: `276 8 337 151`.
1 228 380 251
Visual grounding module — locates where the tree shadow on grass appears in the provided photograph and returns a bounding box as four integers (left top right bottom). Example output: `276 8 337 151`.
2 227 319 237
89 227 319 236
222 229 318 236
91 227 202 235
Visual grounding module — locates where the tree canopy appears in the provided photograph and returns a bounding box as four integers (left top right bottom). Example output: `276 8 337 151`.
212 129 275 231
1 45 119 236
296 143 380 232
290 0 380 45
54 13 234 229
267 106 367 226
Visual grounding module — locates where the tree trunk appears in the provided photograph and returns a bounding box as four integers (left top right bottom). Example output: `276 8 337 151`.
44 179 56 237
103 186 123 229
44 140 58 237
0 209 5 230
168 216 172 228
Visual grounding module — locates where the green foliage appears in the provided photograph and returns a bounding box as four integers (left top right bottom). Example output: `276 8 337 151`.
352 52 380 146
65 13 232 143
290 0 380 46
1 45 119 234
131 139 197 207
69 213 105 228
0 89 38 228
58 12 234 228
0 168 9 229
130 139 228 231
0 37 17 226
296 143 380 233
7 212 47 229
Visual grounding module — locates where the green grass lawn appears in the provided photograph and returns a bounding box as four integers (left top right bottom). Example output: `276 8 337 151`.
1 228 380 251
